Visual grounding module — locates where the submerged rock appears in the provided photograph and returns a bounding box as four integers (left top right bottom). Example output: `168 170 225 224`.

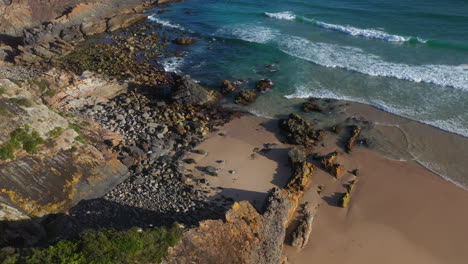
256 79 273 92
302 102 323 113
235 90 257 105
172 37 198 45
221 80 237 94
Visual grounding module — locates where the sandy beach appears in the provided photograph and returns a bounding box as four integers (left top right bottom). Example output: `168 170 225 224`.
185 112 468 264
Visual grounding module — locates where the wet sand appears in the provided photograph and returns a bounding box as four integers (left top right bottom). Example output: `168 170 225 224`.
284 147 468 264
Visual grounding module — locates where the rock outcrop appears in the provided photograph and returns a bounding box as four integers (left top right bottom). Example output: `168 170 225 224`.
279 113 325 150
0 77 129 219
235 90 257 105
221 80 237 94
0 0 156 38
320 151 344 178
291 204 314 249
256 79 273 92
345 125 362 153
171 75 219 105
166 147 316 264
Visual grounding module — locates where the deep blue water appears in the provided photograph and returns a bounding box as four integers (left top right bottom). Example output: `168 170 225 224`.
148 0 468 137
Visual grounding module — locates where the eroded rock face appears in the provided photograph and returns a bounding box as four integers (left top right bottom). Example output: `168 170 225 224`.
43 69 128 110
167 189 292 264
345 125 362 153
0 76 129 219
171 75 219 105
167 148 316 264
291 205 314 249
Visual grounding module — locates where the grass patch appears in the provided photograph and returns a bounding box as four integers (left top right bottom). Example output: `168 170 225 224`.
68 124 81 133
0 107 11 116
31 80 49 92
49 127 64 137
0 224 183 264
0 87 6 95
9 97 32 107
74 135 87 144
0 126 45 160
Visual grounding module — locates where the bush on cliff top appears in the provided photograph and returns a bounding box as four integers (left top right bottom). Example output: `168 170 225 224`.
0 224 183 264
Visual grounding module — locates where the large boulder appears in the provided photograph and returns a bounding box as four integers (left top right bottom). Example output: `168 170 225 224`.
256 79 273 92
171 75 219 105
345 125 362 153
234 90 257 105
279 113 325 149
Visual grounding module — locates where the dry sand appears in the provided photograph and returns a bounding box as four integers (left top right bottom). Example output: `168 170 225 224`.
185 113 468 264
183 115 293 210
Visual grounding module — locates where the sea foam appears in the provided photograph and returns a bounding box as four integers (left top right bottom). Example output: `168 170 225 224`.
264 11 424 43
264 11 296 21
148 15 185 30
276 35 468 91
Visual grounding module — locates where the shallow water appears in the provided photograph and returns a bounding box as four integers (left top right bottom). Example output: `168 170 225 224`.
147 0 468 187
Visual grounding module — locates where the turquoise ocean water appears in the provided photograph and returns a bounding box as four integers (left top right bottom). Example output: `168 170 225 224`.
148 0 468 137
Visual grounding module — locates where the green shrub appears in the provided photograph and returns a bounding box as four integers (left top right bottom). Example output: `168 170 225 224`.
0 224 183 264
0 87 6 95
9 97 32 107
50 127 64 137
0 126 45 160
69 146 78 152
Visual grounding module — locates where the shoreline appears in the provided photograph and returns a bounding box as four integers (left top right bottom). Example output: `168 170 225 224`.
1 1 468 263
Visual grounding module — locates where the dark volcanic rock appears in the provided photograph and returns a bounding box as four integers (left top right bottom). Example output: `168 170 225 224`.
256 79 273 92
171 75 219 105
235 90 257 105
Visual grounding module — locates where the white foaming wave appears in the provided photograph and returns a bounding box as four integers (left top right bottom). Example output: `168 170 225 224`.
161 57 185 73
217 25 279 44
311 20 410 42
148 15 185 30
276 35 468 91
264 11 296 21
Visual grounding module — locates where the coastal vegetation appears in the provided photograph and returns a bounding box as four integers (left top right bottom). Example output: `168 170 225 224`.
0 125 44 160
0 224 183 264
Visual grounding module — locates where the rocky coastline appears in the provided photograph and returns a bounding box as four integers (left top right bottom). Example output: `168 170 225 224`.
2 1 468 264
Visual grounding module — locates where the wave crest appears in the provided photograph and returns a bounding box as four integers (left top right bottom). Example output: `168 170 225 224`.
264 11 296 21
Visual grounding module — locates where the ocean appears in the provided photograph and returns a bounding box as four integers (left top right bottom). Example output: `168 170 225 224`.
147 0 468 186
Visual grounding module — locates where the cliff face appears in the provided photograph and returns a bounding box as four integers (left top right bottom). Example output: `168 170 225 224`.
0 71 129 220
0 0 153 38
